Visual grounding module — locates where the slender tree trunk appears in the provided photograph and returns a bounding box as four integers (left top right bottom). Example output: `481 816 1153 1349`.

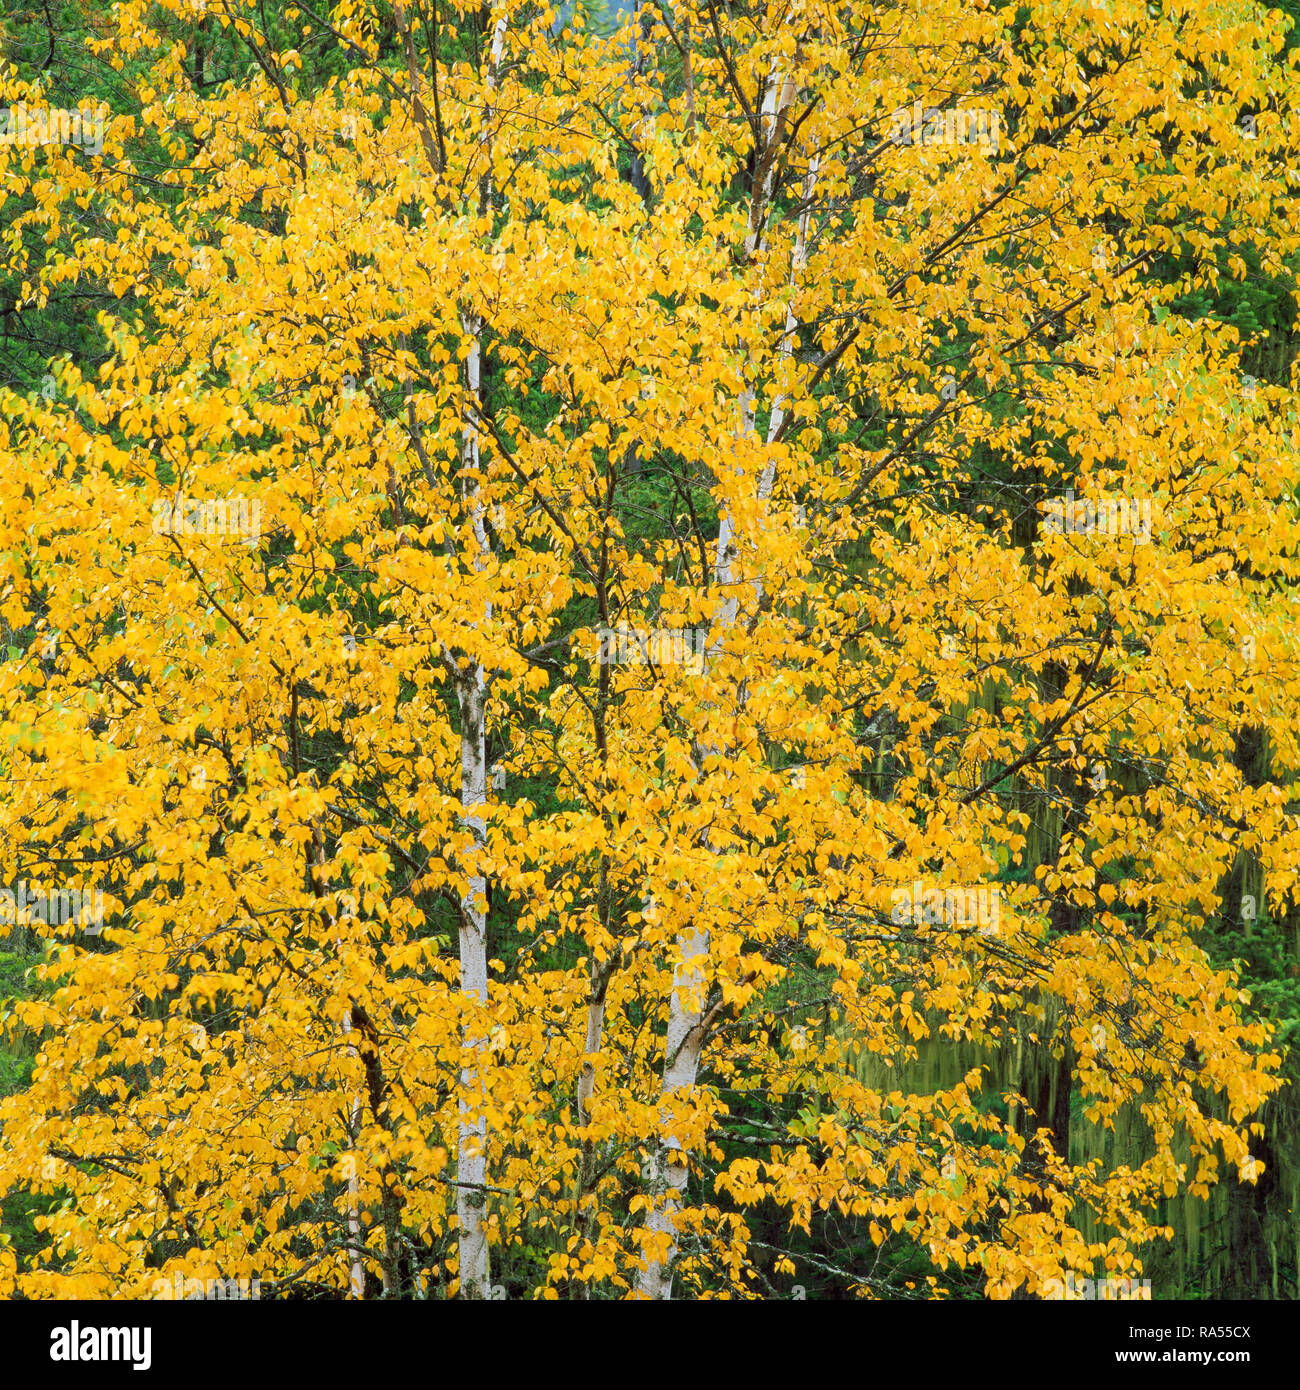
634 58 809 1298
456 651 492 1298
341 1014 367 1298
453 296 495 1307
634 925 709 1298
452 8 508 1303
316 820 372 1299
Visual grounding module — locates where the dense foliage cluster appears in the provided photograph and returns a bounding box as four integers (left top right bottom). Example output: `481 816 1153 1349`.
1 0 1299 1299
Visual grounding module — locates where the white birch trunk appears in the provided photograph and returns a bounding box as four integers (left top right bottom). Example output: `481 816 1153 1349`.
576 988 606 1125
341 1012 367 1298
635 60 809 1300
452 8 508 1304
753 152 819 610
633 924 709 1299
454 318 493 1300
320 819 368 1300
456 648 491 1300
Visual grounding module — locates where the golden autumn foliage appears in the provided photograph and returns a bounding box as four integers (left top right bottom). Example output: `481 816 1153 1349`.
0 0 1299 1298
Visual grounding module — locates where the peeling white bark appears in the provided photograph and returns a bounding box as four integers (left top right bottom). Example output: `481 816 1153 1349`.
341 1012 366 1299
754 152 819 610
454 280 494 1303
764 154 819 451
454 11 508 1302
634 925 709 1299
636 59 813 1300
576 987 607 1125
456 657 491 1300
